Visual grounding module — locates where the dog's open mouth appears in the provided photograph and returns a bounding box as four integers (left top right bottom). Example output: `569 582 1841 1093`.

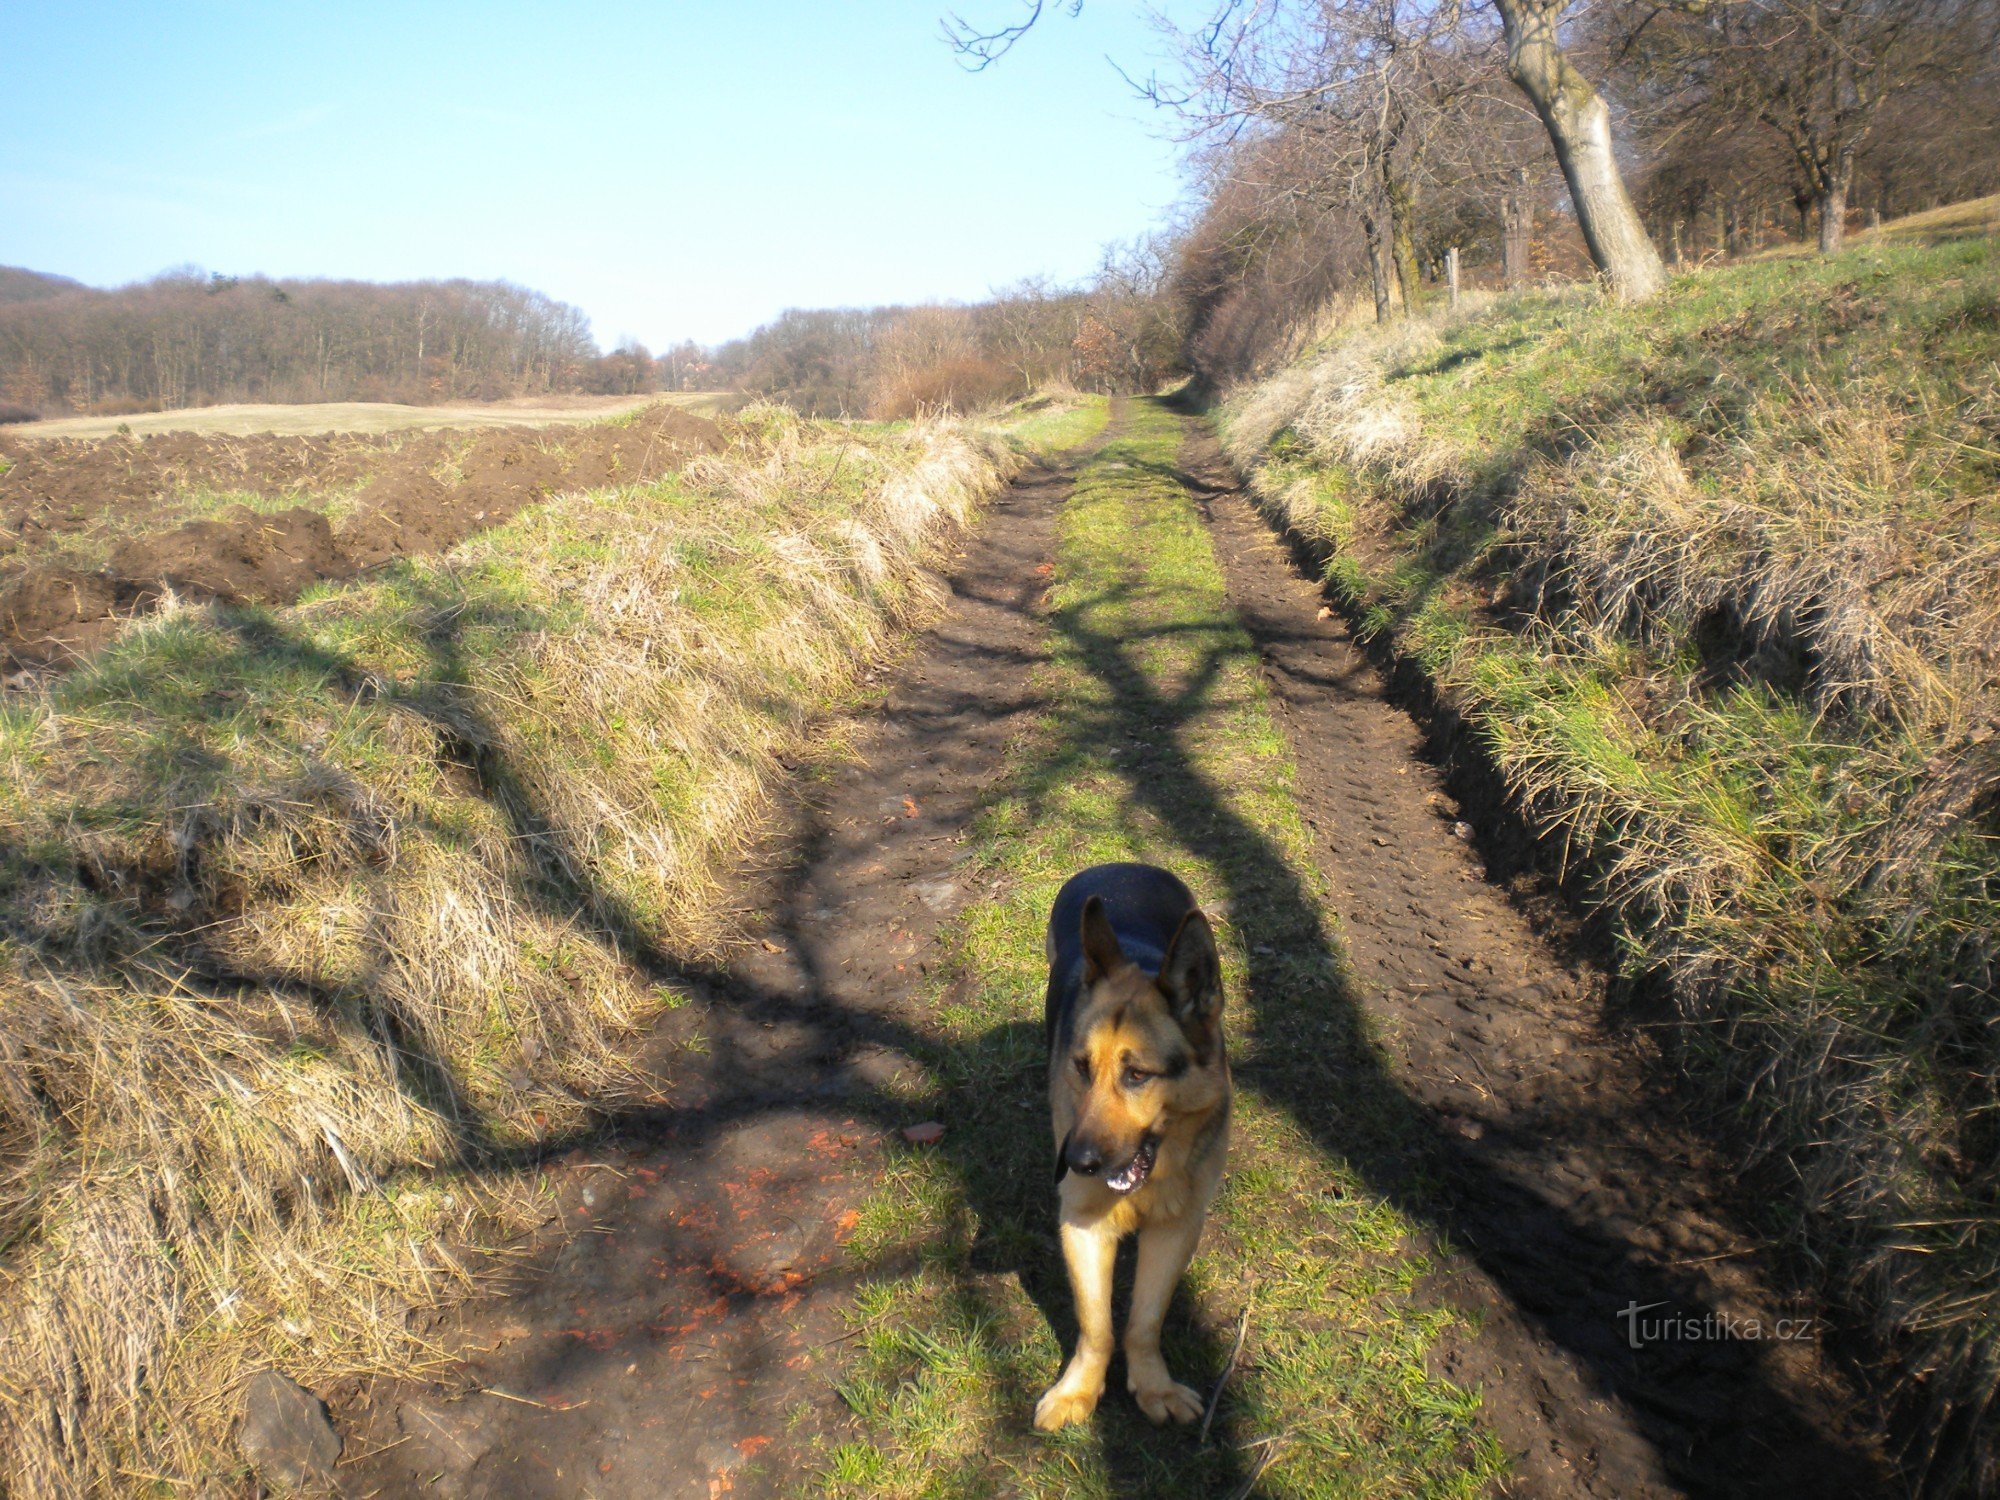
1103 1135 1159 1194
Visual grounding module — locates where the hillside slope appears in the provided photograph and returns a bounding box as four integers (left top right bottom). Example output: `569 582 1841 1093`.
0 267 86 305
1220 196 2000 1495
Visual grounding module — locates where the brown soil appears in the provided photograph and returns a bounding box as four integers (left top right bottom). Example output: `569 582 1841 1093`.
0 405 722 671
325 401 1897 1498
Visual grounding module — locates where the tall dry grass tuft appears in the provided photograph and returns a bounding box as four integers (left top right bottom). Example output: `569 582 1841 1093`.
1221 225 2000 1492
0 409 1014 1493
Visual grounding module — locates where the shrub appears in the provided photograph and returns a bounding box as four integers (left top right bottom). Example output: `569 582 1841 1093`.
868 357 1024 419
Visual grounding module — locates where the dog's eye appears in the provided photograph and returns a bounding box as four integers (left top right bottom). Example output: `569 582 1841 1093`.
1074 1055 1092 1082
1122 1065 1152 1089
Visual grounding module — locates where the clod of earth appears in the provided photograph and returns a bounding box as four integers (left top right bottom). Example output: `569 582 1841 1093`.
236 1370 341 1491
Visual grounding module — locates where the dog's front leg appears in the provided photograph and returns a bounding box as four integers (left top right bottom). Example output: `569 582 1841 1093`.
1034 1213 1118 1431
1124 1213 1205 1425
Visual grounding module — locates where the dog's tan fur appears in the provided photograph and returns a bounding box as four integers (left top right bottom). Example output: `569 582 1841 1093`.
1035 896 1230 1432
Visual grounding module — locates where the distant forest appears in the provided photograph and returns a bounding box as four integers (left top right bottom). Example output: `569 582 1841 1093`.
706 242 1182 420
0 268 702 415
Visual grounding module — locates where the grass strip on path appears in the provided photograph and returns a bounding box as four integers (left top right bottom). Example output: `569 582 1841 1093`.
818 397 1505 1498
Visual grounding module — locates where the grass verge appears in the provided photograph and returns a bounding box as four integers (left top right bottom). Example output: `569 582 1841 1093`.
1220 198 2000 1493
0 405 1013 1494
816 398 1505 1498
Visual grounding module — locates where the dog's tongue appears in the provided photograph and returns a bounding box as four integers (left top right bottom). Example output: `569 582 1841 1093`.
1105 1137 1157 1194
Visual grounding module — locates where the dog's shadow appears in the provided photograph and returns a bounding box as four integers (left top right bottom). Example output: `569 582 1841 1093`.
917 1017 1252 1497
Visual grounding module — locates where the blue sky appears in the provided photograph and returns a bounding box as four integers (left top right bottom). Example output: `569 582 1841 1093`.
0 2 1196 349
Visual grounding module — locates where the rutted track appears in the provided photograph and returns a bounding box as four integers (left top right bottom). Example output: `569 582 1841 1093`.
333 399 1895 1497
334 417 1096 1499
1178 412 1895 1498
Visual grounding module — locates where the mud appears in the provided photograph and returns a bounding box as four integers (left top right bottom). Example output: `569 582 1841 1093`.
0 404 722 670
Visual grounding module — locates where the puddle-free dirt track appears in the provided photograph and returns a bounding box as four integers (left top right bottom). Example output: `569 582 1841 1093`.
335 399 1896 1498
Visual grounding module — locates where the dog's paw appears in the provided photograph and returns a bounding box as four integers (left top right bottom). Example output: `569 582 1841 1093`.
1130 1376 1204 1426
1034 1380 1102 1432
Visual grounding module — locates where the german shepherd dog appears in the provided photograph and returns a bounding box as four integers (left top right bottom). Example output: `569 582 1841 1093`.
1035 862 1230 1432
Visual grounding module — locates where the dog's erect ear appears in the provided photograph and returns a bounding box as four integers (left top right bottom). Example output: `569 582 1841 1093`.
1054 1128 1073 1183
1080 895 1126 983
1158 910 1224 1061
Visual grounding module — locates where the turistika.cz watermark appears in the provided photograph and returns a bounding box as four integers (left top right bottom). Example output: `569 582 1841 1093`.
1617 1300 1819 1349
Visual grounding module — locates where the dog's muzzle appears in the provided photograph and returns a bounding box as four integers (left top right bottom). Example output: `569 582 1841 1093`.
1102 1135 1159 1194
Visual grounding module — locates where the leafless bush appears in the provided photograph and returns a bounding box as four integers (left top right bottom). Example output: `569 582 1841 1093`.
869 356 1024 418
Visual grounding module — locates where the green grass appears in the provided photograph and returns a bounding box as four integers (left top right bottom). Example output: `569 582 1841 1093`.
1221 199 2000 1489
998 393 1112 457
817 398 1505 1499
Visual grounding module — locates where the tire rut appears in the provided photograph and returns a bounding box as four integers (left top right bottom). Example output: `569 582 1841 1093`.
1177 411 1898 1499
337 401 1895 1499
334 421 1112 1499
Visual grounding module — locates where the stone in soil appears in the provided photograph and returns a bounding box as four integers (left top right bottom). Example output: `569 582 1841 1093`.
237 1368 342 1490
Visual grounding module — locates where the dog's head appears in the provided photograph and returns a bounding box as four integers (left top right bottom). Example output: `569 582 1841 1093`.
1055 894 1227 1192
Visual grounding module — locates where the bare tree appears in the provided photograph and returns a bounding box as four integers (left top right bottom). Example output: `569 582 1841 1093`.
1137 1 1488 321
1619 0 1996 252
945 0 1670 299
1487 0 1667 294
0 273 605 413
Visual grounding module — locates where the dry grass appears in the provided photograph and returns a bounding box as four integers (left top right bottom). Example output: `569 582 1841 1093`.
0 405 1014 1494
1221 203 2000 1494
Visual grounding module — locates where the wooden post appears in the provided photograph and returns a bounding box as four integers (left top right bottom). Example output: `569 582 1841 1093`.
1502 167 1533 288
1446 247 1460 309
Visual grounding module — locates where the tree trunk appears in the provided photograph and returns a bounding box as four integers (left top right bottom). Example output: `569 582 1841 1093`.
1724 194 1745 257
1362 211 1394 324
1382 161 1422 314
1817 149 1856 253
1493 0 1666 301
1502 167 1533 287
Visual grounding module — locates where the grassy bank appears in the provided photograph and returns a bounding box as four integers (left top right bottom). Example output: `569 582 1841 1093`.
818 398 1504 1498
1220 198 2000 1492
0 405 1013 1493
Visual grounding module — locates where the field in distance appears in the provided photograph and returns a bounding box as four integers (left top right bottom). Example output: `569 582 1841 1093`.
0 398 732 669
8 389 736 441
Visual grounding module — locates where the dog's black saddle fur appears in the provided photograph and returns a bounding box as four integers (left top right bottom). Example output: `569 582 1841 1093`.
1044 862 1199 1054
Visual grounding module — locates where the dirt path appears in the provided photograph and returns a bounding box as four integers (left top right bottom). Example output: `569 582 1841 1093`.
335 418 1093 1498
1177 414 1896 1498
336 400 1895 1498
